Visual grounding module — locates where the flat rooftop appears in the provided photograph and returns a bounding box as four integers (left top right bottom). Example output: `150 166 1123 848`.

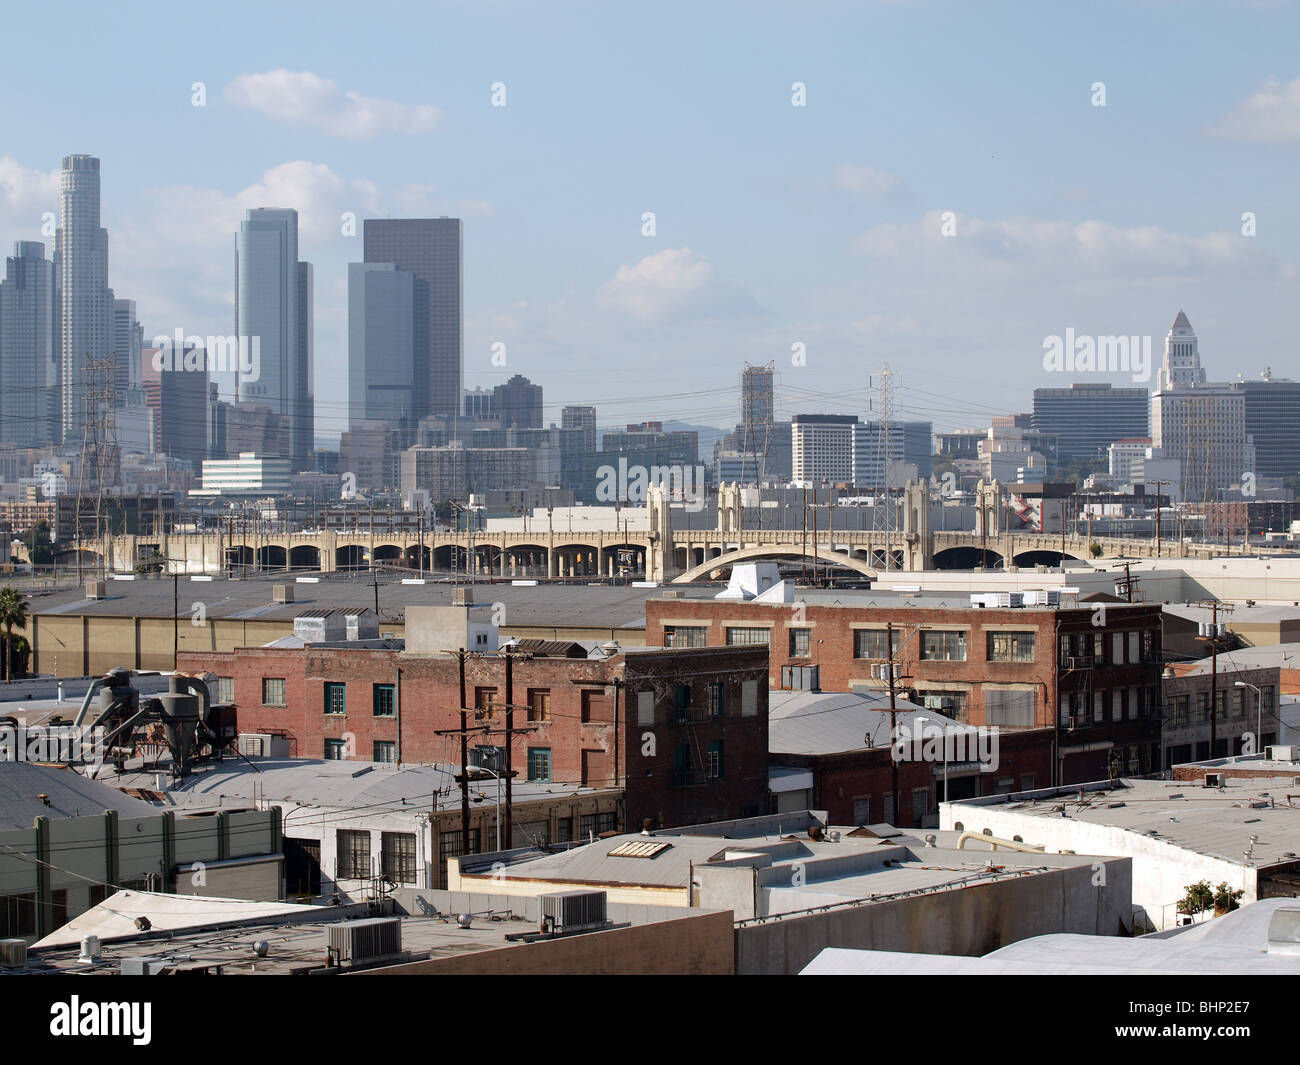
947 776 1300 870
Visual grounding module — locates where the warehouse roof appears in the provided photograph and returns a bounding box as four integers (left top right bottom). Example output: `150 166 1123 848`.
0 762 157 828
768 689 981 755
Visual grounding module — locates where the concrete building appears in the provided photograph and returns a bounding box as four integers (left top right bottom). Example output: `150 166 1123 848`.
803 896 1300 974
942 774 1300 931
400 443 534 501
493 374 543 430
1233 371 1300 481
450 811 1132 975
339 420 397 494
141 339 208 467
363 218 462 422
1151 311 1254 500
235 208 313 463
347 262 417 437
1031 383 1150 464
0 761 282 943
0 241 59 447
55 154 115 445
1159 663 1281 764
198 452 292 495
111 297 143 400
1108 437 1153 481
561 404 596 452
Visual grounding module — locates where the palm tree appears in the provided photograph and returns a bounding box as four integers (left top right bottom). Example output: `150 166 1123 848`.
0 587 29 683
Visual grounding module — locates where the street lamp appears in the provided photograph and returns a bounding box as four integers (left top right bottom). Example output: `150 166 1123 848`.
1234 680 1263 755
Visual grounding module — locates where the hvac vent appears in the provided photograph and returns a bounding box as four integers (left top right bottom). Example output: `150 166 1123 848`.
85 580 107 600
273 585 295 603
0 938 27 967
539 890 607 934
327 918 402 966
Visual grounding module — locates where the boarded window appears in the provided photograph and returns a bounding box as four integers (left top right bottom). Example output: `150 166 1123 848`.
741 679 758 717
984 689 1035 727
852 796 872 824
637 690 654 725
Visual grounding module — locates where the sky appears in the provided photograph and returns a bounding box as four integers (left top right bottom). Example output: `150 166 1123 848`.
2 0 1298 443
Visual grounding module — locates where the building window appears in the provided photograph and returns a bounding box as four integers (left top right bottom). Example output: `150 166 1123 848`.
665 625 707 648
373 741 396 763
337 830 370 879
911 787 930 827
215 676 235 703
579 811 617 839
324 738 348 760
985 690 1035 728
987 631 1035 662
726 626 769 646
555 818 574 844
381 832 416 883
707 740 724 779
439 828 481 861
921 630 967 661
373 684 396 717
854 629 897 660
527 688 551 722
636 690 654 726
528 747 551 782
789 628 812 658
580 689 602 723
262 677 286 706
474 686 499 717
0 893 36 938
324 682 346 715
709 682 724 718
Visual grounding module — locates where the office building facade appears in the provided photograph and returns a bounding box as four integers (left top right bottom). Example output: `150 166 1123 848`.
348 262 417 435
0 242 59 447
1031 384 1150 464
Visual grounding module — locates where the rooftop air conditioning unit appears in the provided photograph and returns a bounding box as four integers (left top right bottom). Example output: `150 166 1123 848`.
1267 745 1298 763
273 584 294 603
0 938 27 968
540 890 607 934
327 918 402 966
85 580 107 600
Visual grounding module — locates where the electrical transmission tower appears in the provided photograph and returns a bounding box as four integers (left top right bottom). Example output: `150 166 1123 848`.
75 354 120 579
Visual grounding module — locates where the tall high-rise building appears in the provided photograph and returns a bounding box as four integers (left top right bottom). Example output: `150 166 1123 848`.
112 298 143 401
791 414 858 484
0 241 59 446
494 374 543 430
348 262 417 435
561 405 597 452
1031 383 1150 463
1232 371 1300 481
56 154 115 443
1151 311 1253 500
142 340 208 466
363 218 463 422
235 208 313 463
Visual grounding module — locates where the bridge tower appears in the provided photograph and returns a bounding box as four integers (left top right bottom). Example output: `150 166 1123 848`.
646 483 679 583
717 483 741 533
901 480 933 570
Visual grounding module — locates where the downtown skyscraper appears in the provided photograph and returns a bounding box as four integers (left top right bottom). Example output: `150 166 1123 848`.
56 154 115 443
235 208 314 464
0 241 59 446
362 218 463 424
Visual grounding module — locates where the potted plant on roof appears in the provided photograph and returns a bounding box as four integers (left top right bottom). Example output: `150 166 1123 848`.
1177 879 1213 922
1213 882 1243 916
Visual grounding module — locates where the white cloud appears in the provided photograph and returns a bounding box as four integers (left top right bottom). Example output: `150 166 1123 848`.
0 157 60 244
596 246 761 323
832 162 898 196
225 70 441 139
1208 75 1300 142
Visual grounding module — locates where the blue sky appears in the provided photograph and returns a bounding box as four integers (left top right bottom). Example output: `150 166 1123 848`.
2 0 1298 440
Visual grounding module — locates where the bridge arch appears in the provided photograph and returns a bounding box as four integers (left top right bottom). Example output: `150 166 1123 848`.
335 544 368 570
290 544 320 570
672 544 877 584
933 546 1006 570
373 544 404 567
257 544 287 570
1011 549 1082 568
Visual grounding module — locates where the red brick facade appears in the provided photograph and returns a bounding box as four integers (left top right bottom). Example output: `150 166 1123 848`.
646 597 1165 782
179 644 770 835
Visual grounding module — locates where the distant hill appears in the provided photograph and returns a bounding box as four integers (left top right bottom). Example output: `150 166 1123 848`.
664 420 729 457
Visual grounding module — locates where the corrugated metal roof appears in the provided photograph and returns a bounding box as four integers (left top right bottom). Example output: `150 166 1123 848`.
0 762 157 828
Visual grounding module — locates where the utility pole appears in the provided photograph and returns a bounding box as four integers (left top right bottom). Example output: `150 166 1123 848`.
433 648 481 845
1152 481 1166 559
1210 601 1219 758
172 570 179 670
485 645 535 850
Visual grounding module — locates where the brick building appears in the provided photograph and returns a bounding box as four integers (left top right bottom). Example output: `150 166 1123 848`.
178 624 769 837
646 589 1164 783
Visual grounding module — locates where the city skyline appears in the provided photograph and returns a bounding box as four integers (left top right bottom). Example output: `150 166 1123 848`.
0 1 1297 439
